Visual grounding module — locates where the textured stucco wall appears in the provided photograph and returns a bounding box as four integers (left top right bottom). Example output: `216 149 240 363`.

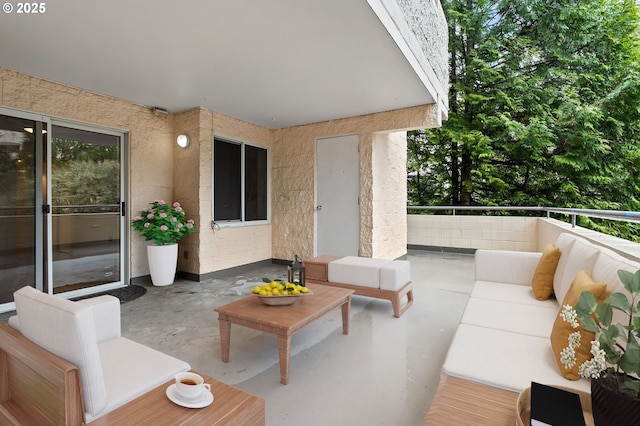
0 67 174 279
272 104 441 262
372 132 408 259
1 67 443 280
173 108 274 275
396 0 449 89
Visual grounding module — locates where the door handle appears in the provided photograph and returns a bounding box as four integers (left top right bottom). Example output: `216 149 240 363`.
316 205 322 211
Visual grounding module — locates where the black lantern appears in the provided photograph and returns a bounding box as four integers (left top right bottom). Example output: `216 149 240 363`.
288 255 306 286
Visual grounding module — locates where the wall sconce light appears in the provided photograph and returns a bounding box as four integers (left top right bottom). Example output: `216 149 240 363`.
176 134 190 148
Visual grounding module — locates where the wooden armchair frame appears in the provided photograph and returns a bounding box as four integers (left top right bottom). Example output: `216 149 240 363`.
0 323 85 425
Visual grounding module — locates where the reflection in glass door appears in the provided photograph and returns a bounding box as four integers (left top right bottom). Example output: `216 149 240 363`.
50 125 122 294
0 113 43 304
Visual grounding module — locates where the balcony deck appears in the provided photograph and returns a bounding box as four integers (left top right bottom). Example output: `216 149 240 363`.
1 249 474 425
122 249 474 425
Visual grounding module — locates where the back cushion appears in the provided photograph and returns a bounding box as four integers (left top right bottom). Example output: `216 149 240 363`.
13 286 107 416
531 244 561 300
553 235 600 303
592 250 640 332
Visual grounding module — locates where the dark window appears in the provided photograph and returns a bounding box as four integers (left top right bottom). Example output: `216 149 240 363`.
214 138 268 222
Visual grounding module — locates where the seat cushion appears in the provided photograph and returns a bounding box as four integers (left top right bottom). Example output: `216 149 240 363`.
328 256 389 289
442 324 591 393
12 286 107 416
531 244 561 300
379 260 410 291
550 270 609 380
94 337 190 419
460 297 558 338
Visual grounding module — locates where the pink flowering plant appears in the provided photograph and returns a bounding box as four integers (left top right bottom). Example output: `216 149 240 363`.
559 269 640 399
132 200 195 245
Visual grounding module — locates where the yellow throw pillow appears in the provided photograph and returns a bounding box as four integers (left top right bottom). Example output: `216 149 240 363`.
550 270 609 380
531 244 561 300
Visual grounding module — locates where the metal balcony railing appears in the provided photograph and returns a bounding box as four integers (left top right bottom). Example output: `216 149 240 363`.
407 206 640 227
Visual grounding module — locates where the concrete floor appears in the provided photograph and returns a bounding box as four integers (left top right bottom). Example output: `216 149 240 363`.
2 250 476 426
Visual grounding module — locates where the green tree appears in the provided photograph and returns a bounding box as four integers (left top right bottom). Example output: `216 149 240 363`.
409 0 640 218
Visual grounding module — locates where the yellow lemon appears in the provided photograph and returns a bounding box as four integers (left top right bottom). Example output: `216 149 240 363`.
259 289 267 296
282 290 289 295
292 289 300 295
270 282 279 289
261 284 270 291
272 288 280 295
253 286 261 294
300 287 309 293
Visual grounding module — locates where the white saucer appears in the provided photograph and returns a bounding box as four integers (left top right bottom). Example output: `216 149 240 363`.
166 384 214 408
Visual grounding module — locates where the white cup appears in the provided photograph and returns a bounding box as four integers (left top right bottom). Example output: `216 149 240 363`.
174 372 211 402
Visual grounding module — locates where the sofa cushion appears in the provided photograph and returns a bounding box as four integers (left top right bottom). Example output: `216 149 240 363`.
550 270 609 380
95 337 190 419
531 244 561 300
460 298 558 338
553 236 600 303
592 248 640 329
471 281 558 309
475 250 542 285
442 324 591 393
12 286 108 416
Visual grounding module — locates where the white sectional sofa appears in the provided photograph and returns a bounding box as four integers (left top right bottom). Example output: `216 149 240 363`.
8 286 190 422
442 233 640 394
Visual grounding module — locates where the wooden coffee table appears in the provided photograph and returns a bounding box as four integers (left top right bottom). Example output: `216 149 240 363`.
215 283 354 384
88 370 264 425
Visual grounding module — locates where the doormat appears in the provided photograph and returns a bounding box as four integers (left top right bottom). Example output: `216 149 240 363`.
73 285 147 304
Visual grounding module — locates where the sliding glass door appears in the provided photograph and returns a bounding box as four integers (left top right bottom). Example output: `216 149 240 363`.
0 112 45 304
50 125 123 294
0 109 126 311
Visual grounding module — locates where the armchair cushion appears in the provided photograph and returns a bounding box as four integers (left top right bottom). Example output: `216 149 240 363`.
77 295 121 343
12 286 108 416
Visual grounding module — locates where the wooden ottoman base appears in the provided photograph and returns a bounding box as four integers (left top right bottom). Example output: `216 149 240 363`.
303 256 414 318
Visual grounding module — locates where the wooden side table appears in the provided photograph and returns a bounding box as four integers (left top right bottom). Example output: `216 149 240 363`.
88 371 264 426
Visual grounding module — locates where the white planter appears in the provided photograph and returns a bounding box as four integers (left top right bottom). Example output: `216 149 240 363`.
147 243 178 286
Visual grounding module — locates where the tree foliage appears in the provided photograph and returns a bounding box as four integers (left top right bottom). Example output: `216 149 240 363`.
409 0 640 224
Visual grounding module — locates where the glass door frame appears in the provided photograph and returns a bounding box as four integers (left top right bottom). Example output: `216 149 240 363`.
48 118 128 300
0 107 51 298
0 107 128 312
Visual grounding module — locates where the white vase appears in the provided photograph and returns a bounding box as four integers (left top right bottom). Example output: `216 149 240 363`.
147 243 178 286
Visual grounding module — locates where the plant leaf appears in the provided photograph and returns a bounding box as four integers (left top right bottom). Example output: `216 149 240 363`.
617 269 640 297
617 341 640 376
607 292 631 312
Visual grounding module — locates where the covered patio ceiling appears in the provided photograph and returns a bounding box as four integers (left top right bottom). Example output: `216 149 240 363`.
0 0 440 129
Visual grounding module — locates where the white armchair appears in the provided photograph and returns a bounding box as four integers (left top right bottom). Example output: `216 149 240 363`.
9 286 190 422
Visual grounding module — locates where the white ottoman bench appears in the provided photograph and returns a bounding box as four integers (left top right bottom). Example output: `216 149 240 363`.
303 255 414 317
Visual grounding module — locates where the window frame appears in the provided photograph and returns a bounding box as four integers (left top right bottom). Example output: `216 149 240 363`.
212 135 270 227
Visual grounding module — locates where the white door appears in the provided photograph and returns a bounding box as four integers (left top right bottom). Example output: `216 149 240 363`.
316 135 359 256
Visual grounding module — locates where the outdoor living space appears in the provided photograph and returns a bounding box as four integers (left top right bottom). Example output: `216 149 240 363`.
0 249 474 425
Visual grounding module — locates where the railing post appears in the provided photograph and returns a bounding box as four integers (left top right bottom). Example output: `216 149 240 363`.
571 214 576 228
